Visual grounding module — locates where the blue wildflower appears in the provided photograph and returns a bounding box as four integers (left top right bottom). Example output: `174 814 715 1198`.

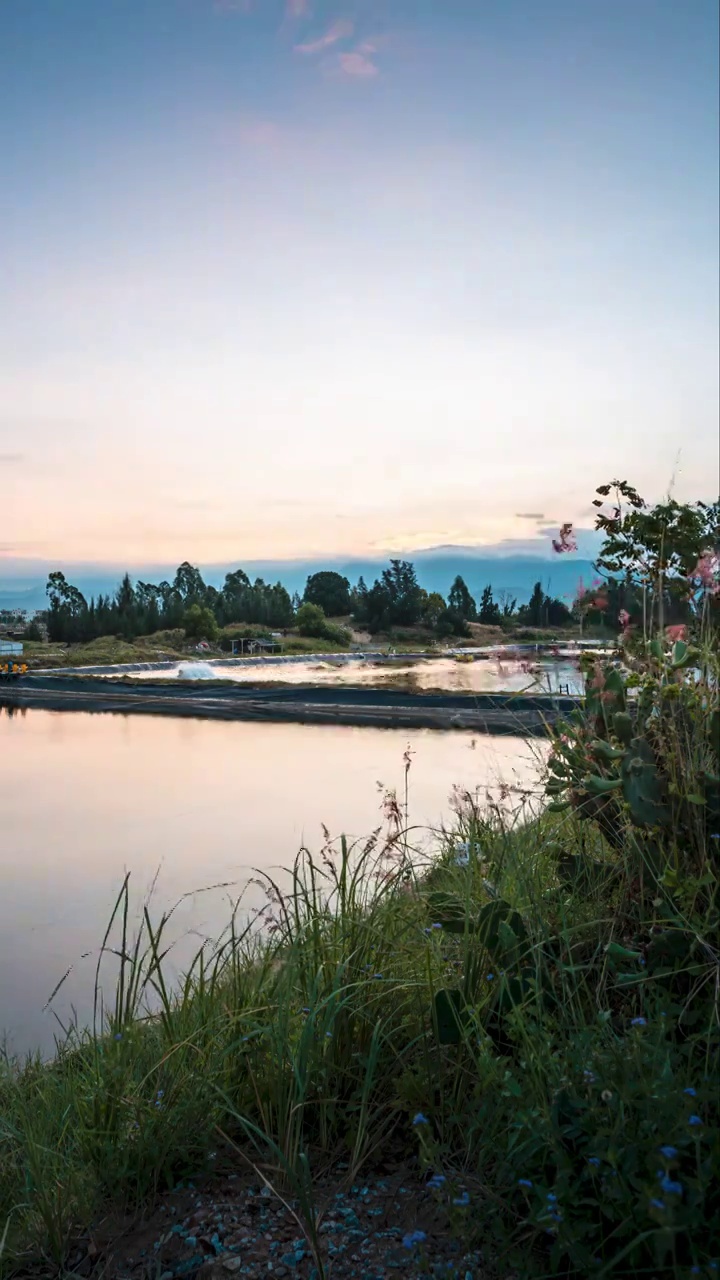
587 1157 601 1168
412 1112 429 1126
427 1174 446 1189
453 1191 470 1207
486 973 494 981
658 1175 683 1195
688 1115 702 1127
431 922 443 930
546 1193 557 1203
325 1032 332 1039
683 1087 697 1097
114 1033 123 1041
402 1230 427 1249
374 973 383 979
658 1145 678 1159
650 1199 665 1210
518 1179 533 1189
630 1016 647 1027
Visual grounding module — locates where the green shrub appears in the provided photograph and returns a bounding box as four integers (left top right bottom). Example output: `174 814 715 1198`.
295 602 350 647
182 603 218 642
295 602 328 637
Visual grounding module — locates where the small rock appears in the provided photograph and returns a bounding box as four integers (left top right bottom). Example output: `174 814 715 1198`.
221 1259 244 1274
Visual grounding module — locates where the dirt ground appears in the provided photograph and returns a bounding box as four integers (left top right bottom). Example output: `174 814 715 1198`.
56 1166 497 1280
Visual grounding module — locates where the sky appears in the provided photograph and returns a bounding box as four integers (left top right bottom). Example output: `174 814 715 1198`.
1 0 718 567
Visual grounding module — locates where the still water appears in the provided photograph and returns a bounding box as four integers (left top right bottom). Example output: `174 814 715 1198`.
0 708 543 1056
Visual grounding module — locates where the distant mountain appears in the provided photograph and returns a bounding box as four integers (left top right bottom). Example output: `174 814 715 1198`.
0 552 597 612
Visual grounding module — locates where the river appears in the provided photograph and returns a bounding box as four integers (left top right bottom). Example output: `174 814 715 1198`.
0 707 543 1056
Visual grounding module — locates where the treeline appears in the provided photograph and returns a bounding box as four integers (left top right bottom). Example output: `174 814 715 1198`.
43 558 578 645
307 562 573 634
44 564 295 644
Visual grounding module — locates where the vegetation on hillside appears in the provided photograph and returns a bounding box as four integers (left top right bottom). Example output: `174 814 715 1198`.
1 482 719 1276
1 622 717 1275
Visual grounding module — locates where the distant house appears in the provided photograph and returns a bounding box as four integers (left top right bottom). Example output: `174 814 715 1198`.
232 637 282 657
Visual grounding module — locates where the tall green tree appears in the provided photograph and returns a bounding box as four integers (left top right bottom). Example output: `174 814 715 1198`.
304 571 352 617
350 577 369 623
521 581 546 627
45 572 88 642
380 560 423 626
173 562 206 603
422 591 447 627
519 581 572 628
478 584 501 625
448 575 477 621
114 573 138 638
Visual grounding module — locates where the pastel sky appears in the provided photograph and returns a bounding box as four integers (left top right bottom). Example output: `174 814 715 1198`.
1 0 718 565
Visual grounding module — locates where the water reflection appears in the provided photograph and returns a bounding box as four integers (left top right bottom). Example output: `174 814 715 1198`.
0 709 544 1056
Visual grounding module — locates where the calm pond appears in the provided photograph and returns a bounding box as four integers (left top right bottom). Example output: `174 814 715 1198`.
0 708 543 1056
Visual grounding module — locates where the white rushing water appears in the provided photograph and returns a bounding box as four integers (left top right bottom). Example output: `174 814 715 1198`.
175 661 220 680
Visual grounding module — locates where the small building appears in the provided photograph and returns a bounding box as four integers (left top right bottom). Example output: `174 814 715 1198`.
0 640 23 656
232 637 283 657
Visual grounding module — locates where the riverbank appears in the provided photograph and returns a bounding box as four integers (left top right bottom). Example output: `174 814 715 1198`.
14 626 615 672
2 674 582 734
1 803 716 1279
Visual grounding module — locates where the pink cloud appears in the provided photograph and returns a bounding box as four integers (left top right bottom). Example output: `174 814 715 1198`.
294 18 353 54
337 50 379 77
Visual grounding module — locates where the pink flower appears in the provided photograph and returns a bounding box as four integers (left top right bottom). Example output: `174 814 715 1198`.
665 624 687 643
552 522 578 554
689 552 720 594
618 609 631 629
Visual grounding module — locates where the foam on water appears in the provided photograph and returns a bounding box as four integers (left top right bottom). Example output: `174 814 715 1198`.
176 661 219 680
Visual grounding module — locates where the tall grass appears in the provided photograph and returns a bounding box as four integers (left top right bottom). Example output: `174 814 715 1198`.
1 681 718 1275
